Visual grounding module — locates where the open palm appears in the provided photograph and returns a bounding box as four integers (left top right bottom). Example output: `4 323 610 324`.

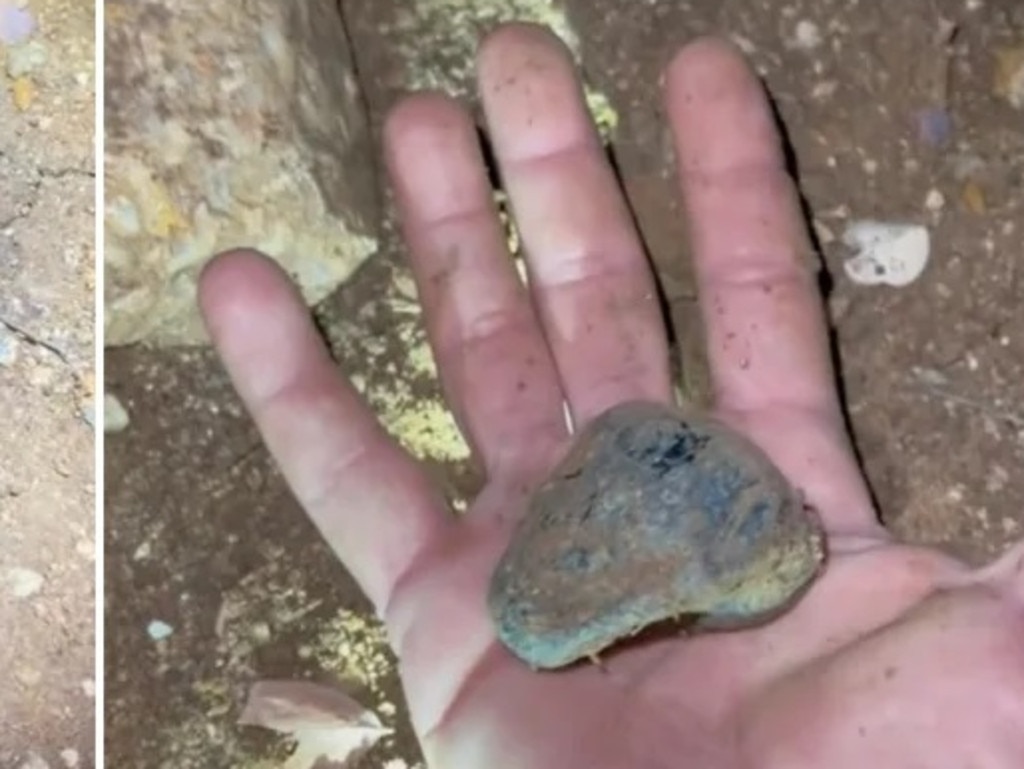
199 25 1024 769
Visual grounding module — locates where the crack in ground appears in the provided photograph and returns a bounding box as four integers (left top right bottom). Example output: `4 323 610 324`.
0 316 71 365
38 165 95 179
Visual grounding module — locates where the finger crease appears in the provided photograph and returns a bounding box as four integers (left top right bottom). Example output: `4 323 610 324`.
416 201 499 235
501 135 602 172
461 305 535 345
715 399 841 433
680 158 788 191
699 257 818 293
528 253 648 291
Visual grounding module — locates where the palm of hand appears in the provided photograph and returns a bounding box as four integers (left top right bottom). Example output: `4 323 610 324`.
199 24 1024 769
388 407 1022 769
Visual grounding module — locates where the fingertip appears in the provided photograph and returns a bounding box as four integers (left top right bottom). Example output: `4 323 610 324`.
475 21 594 162
198 249 256 324
383 92 469 158
197 249 297 340
383 92 492 227
476 21 572 78
477 20 581 94
199 246 278 292
664 36 752 97
664 36 782 175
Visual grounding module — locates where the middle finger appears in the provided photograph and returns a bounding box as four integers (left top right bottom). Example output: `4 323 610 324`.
477 23 673 426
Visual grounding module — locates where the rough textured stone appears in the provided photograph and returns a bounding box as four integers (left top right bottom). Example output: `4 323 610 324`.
488 401 826 670
104 0 379 346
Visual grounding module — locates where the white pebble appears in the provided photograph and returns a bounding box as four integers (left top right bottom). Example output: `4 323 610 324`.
924 189 946 211
104 393 130 433
842 220 930 287
147 619 174 641
6 567 44 598
793 20 822 49
812 219 836 244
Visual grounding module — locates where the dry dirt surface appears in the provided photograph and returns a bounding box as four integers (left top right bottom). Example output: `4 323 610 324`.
0 0 96 766
104 1 1023 767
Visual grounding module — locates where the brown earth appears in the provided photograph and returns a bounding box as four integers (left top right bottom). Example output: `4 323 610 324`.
0 0 96 766
104 0 1024 766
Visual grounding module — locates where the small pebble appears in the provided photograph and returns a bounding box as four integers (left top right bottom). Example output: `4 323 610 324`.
0 4 34 45
912 366 949 387
105 196 142 237
59 749 79 769
11 74 33 110
917 106 953 146
811 80 838 100
962 180 986 214
147 619 174 641
75 539 94 561
6 39 48 78
5 567 44 598
842 220 930 288
812 219 836 245
249 621 271 644
0 328 18 366
924 189 946 211
104 392 130 433
793 19 822 49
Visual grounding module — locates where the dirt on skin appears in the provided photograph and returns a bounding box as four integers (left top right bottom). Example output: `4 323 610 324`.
104 0 1024 767
0 0 96 766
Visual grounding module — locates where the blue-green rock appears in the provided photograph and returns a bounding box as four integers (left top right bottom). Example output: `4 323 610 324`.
488 401 826 670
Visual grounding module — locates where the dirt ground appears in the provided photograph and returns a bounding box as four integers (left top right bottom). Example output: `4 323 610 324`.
0 0 96 766
104 0 1024 767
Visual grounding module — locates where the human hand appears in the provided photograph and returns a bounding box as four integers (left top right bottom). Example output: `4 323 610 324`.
198 23 1024 769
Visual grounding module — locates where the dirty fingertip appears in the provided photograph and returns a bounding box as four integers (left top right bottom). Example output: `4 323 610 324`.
665 36 754 96
476 20 573 85
197 249 292 332
199 249 269 300
664 36 784 173
383 91 466 149
382 93 478 191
